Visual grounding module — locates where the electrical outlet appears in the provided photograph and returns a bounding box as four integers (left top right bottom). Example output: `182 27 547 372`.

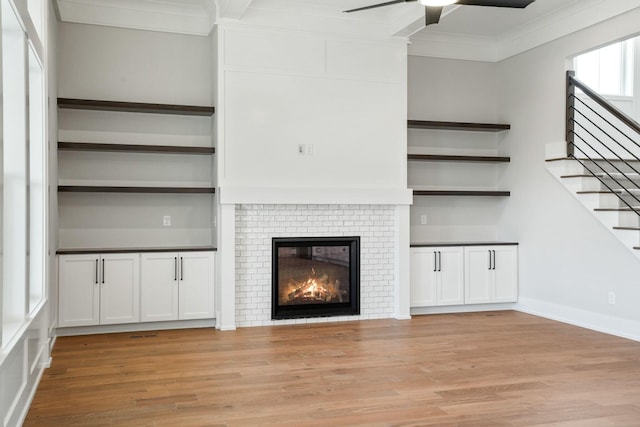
298 144 306 155
420 214 428 225
608 292 616 305
163 215 171 227
305 144 314 155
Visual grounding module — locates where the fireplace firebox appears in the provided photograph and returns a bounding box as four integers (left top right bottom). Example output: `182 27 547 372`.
272 236 360 320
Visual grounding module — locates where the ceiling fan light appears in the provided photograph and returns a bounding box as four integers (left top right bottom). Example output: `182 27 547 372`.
419 0 458 6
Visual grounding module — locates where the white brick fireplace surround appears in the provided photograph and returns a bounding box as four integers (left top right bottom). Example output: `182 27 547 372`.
215 189 413 330
236 204 396 327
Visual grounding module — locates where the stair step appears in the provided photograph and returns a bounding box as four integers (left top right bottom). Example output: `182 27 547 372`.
576 191 622 194
596 172 640 179
547 157 640 163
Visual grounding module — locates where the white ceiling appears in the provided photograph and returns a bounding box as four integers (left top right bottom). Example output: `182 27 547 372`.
423 0 576 37
54 0 640 61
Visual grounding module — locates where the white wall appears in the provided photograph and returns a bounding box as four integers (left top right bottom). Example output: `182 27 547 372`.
497 7 640 339
57 23 212 105
217 26 408 191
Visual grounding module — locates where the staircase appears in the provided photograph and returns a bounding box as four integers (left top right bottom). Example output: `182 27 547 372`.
546 71 640 258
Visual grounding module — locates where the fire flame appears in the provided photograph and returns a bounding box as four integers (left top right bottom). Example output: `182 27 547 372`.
281 269 343 304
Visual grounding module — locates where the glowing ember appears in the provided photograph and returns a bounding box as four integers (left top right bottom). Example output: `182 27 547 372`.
280 268 345 305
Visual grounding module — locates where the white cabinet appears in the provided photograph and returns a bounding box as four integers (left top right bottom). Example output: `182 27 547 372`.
59 253 140 327
59 255 100 327
141 251 215 322
410 247 464 307
410 244 518 308
465 246 518 304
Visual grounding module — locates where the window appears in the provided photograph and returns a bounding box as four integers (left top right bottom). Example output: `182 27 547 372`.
2 0 28 347
28 45 45 313
574 38 635 97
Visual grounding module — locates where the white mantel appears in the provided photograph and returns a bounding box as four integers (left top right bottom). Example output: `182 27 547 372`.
219 187 413 206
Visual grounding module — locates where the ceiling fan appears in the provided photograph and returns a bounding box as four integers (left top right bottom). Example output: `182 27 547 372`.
344 0 536 27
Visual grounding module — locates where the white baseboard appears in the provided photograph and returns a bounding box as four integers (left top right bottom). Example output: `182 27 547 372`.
411 302 516 316
56 319 216 336
516 297 640 342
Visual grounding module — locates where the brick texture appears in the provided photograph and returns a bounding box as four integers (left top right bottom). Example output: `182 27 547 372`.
235 204 396 327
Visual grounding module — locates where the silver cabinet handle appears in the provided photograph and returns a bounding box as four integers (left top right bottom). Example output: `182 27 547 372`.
180 257 184 281
174 257 178 281
102 259 105 284
488 250 492 270
433 252 437 272
492 250 496 270
95 259 99 284
438 251 442 272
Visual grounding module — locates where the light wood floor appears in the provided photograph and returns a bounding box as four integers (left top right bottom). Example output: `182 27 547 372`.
25 311 640 426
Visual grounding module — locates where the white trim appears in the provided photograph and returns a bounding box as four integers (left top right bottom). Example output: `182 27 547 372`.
56 0 213 36
15 361 47 427
516 297 640 342
411 302 517 316
56 318 216 336
216 0 253 21
218 187 414 206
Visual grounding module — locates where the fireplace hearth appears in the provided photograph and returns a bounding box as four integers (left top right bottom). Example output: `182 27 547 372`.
272 236 360 320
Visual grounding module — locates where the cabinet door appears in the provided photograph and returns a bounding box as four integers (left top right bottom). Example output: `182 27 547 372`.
492 246 518 303
58 255 100 327
437 247 464 306
141 253 179 322
179 252 215 320
100 253 140 325
464 247 492 304
410 248 438 307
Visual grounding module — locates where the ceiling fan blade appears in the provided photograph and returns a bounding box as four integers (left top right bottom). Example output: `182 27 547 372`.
425 6 442 26
343 0 417 13
456 0 535 8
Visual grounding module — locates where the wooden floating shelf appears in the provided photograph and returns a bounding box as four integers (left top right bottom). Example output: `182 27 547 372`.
408 154 510 163
58 186 215 194
56 246 217 255
594 207 640 212
58 98 215 116
413 190 510 197
58 142 215 155
408 120 510 132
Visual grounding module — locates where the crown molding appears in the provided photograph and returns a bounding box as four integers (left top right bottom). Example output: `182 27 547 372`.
409 0 640 62
216 0 252 21
55 0 214 35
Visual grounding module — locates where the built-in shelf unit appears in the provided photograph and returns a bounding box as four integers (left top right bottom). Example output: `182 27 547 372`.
408 119 511 244
57 98 216 252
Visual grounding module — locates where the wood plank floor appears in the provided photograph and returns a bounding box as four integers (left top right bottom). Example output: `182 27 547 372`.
25 311 640 426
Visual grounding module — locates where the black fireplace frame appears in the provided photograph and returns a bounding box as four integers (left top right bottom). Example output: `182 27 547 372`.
271 236 360 320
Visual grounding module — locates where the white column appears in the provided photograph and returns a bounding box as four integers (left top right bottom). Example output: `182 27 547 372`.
216 202 236 330
394 204 412 320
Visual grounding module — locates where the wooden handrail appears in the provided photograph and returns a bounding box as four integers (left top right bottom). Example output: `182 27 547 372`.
567 72 640 136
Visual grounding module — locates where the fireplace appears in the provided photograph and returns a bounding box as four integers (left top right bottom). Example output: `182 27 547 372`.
272 236 360 320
